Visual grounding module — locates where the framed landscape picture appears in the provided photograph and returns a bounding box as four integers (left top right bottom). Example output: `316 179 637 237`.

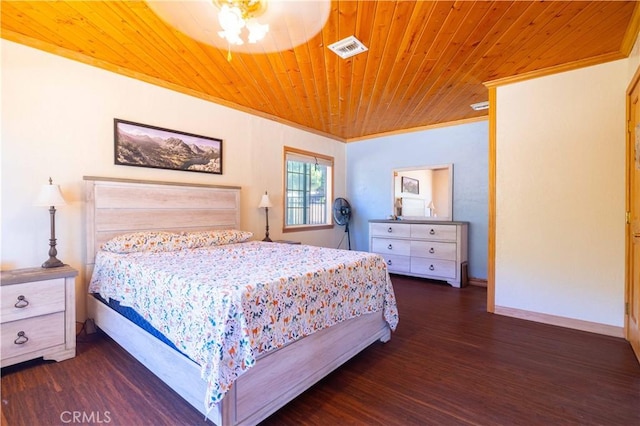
114 119 223 174
401 176 419 194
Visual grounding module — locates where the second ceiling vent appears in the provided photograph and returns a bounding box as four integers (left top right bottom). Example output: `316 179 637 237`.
328 36 368 59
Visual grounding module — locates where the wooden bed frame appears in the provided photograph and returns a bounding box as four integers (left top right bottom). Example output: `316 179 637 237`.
84 176 392 426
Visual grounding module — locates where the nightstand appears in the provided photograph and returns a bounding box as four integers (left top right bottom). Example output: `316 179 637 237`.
1 265 77 367
274 240 301 244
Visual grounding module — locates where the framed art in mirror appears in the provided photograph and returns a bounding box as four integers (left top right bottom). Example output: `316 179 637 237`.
401 176 419 194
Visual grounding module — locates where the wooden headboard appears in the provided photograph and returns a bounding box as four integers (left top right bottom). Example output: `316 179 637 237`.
84 176 241 268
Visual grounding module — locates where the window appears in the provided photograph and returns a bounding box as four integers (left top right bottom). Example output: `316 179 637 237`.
284 147 334 231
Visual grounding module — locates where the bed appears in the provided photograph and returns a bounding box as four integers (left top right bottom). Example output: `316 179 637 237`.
83 176 398 426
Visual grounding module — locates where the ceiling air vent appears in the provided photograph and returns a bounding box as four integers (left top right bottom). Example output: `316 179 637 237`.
470 101 490 111
328 36 368 59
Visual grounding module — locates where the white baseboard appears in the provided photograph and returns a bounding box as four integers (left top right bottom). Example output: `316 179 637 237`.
494 305 624 338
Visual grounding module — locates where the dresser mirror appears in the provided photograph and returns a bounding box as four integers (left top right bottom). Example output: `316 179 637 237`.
392 164 453 221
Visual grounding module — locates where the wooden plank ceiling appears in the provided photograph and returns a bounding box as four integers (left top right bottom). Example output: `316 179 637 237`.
1 1 638 141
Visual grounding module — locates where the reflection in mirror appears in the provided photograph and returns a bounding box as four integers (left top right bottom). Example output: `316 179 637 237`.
392 164 453 221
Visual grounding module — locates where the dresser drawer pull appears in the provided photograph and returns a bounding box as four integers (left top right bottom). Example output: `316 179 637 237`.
14 295 29 308
387 260 393 266
429 229 435 235
387 244 393 250
387 227 393 233
429 247 435 254
14 331 29 345
429 264 435 271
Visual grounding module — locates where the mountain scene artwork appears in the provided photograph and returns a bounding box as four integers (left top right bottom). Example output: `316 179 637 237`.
114 119 223 174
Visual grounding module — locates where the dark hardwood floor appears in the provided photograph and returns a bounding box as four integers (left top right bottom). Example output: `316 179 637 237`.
2 275 639 425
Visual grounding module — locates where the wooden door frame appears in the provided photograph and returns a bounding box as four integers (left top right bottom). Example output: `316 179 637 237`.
487 87 496 313
625 65 640 349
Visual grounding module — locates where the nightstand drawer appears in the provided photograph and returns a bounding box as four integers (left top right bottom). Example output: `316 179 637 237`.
1 312 65 359
1 279 65 323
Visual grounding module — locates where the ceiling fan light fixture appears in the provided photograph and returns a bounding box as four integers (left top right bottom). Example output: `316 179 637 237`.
215 0 269 46
147 0 329 55
246 19 269 44
217 5 245 45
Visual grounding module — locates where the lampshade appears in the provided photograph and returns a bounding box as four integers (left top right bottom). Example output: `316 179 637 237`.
34 179 67 207
427 201 435 209
258 192 273 208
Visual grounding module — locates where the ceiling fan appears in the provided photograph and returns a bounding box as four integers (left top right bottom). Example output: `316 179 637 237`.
146 0 330 58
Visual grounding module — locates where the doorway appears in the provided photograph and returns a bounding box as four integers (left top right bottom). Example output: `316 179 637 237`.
626 66 640 363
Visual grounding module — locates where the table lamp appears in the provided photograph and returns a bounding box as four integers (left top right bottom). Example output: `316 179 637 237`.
34 177 67 268
258 191 273 242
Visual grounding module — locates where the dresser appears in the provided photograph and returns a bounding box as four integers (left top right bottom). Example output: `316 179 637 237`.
1 265 77 367
369 220 468 287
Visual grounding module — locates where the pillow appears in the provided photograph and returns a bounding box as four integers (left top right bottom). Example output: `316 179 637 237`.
183 229 253 249
101 231 190 253
101 229 253 253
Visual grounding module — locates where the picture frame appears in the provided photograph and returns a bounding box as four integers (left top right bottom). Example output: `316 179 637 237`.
401 176 419 194
114 119 223 175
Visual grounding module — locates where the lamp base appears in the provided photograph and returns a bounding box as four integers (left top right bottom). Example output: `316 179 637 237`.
42 257 65 268
262 237 273 242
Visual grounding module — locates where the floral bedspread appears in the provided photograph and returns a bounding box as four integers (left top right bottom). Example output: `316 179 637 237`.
88 241 398 411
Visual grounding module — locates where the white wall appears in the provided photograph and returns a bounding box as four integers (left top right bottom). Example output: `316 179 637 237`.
495 59 628 327
1 40 346 319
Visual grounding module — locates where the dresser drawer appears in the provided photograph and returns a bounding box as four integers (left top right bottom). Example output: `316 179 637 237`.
411 224 457 241
378 254 410 273
411 241 457 261
370 223 410 238
371 238 411 256
1 279 65 323
411 258 457 279
1 312 65 359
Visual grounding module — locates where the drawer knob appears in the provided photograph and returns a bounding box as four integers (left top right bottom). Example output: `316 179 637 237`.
387 244 393 250
429 264 435 271
14 295 29 308
429 229 435 235
14 331 29 345
429 247 435 254
387 227 393 233
387 260 393 266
